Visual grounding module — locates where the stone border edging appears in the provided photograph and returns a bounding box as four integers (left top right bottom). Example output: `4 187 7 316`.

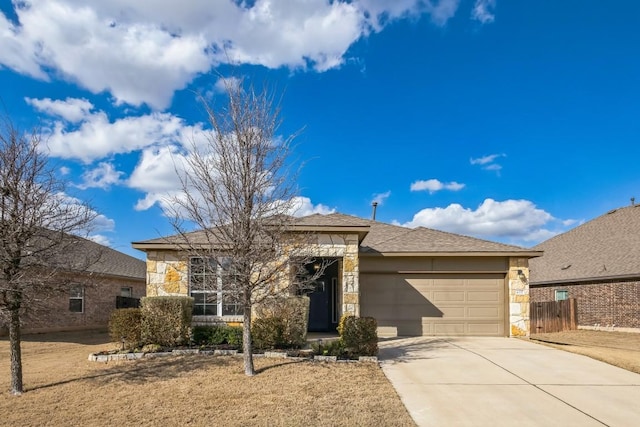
88 349 378 364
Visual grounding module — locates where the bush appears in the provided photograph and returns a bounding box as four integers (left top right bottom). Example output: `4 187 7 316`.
253 296 309 348
226 326 243 347
339 315 378 357
252 317 287 350
191 324 243 348
141 296 193 347
192 325 227 346
109 308 142 351
311 339 345 357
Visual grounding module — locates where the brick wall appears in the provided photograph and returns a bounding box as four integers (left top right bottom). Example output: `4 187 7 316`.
530 280 640 329
16 275 146 334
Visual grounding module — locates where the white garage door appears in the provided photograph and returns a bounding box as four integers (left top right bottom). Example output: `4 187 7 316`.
360 273 506 336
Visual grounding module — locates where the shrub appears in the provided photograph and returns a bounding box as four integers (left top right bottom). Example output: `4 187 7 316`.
311 339 345 357
141 296 193 347
109 308 142 351
253 296 309 348
226 326 243 347
191 324 243 348
252 317 287 350
192 325 227 346
339 315 378 357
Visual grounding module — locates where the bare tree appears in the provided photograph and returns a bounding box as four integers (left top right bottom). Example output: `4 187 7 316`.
169 79 324 376
0 117 99 395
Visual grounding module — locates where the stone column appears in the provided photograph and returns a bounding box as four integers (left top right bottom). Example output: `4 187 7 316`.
508 257 530 337
342 235 360 316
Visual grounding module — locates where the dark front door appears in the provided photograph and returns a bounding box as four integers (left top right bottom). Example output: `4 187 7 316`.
307 260 340 332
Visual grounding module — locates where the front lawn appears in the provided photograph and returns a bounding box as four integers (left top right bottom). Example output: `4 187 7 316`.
0 330 415 426
530 329 640 374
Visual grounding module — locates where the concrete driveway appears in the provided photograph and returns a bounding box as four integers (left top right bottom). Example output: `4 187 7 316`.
379 337 640 427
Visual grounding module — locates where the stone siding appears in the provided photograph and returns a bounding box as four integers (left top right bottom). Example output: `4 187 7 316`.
146 250 188 296
508 257 530 337
530 280 640 329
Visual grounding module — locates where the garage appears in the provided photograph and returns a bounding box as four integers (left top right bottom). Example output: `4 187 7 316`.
361 272 506 336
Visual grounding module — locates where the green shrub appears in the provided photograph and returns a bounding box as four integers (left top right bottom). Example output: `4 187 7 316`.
311 339 345 357
191 324 243 348
339 315 378 357
140 296 193 347
192 325 226 345
226 326 243 347
253 296 309 348
109 308 142 351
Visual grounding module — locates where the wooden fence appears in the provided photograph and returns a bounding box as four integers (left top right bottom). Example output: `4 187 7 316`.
530 298 578 334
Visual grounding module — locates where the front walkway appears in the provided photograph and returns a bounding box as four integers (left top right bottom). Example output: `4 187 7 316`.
379 337 640 427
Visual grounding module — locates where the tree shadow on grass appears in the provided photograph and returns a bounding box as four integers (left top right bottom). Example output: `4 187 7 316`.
27 355 236 392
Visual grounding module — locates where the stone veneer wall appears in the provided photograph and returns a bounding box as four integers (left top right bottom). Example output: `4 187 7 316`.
146 250 189 296
144 234 361 317
508 257 530 337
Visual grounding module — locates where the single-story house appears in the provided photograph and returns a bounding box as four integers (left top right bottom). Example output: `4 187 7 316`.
1 237 146 335
132 213 541 337
530 203 640 332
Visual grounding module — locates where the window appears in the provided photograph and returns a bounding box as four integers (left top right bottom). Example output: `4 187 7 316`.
69 286 84 313
555 289 568 301
120 287 133 298
189 257 242 316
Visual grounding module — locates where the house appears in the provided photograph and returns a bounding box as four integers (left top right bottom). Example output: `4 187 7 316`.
529 203 640 332
2 238 146 335
132 213 541 337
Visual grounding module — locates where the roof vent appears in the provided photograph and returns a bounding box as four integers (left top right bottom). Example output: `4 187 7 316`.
632 197 636 206
371 202 378 221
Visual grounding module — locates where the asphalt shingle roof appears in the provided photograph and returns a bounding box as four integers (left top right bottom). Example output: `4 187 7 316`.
530 204 640 284
134 212 535 255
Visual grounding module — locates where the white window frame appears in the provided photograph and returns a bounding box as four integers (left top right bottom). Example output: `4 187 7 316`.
189 257 242 317
69 285 84 313
120 287 133 297
555 289 569 301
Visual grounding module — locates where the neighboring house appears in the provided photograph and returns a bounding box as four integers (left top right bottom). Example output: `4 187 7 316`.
132 213 541 337
530 204 640 331
1 238 146 335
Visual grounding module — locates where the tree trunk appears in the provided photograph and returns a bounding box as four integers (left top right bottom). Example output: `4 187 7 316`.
9 308 23 395
242 304 255 376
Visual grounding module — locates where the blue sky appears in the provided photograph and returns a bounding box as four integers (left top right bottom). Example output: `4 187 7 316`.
1 0 639 259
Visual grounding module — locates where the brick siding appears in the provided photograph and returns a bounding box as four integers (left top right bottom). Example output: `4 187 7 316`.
15 275 146 334
530 280 640 329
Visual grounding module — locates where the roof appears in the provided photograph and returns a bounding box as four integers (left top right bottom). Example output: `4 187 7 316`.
134 212 539 257
530 204 640 285
58 236 145 280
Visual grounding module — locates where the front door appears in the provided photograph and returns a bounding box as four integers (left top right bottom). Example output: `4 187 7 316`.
307 260 340 332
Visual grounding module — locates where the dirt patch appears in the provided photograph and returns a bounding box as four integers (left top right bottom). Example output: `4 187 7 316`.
0 331 415 426
530 329 640 374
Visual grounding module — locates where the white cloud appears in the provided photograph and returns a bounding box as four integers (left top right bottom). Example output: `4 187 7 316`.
472 0 496 24
1 1 482 109
470 153 505 172
76 162 124 190
410 179 465 193
87 234 112 247
400 198 560 244
59 166 71 175
371 191 391 205
29 97 200 163
289 197 336 217
213 77 242 95
25 97 93 123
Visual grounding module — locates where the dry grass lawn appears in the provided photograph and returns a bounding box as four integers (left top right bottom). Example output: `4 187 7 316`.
0 331 415 426
530 329 640 374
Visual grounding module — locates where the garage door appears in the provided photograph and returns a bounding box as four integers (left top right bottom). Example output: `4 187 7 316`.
360 273 506 336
